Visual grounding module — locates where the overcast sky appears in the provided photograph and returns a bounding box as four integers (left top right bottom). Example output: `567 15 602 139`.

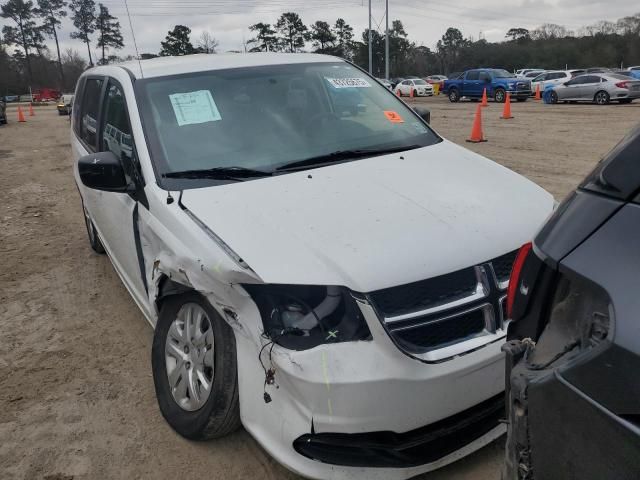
1 0 638 61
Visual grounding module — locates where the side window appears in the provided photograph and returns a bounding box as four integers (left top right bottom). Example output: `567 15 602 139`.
72 77 85 135
402 80 410 86
100 81 135 172
466 71 480 81
584 76 600 84
479 72 491 82
80 78 103 150
568 77 583 86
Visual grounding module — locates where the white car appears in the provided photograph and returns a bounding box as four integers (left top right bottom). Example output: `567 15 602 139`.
71 53 553 480
395 78 434 97
376 78 393 90
515 68 544 77
531 70 572 95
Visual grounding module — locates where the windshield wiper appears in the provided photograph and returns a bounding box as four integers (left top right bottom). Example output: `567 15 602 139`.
162 166 273 180
275 144 423 172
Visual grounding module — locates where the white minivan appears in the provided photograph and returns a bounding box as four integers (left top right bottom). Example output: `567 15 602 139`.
72 53 554 479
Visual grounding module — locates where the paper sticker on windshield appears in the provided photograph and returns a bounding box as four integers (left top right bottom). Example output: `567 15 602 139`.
326 77 371 89
384 111 404 123
169 90 221 126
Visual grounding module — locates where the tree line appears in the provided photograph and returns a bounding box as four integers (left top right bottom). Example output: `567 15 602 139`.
1 0 124 92
2 1 640 96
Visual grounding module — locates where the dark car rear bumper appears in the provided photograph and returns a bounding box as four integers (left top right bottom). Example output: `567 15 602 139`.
504 344 640 480
293 393 504 468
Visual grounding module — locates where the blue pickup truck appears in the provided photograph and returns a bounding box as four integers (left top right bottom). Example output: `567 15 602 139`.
443 69 532 103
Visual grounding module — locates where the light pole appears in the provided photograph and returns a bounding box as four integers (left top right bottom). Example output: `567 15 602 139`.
385 0 389 80
368 0 373 74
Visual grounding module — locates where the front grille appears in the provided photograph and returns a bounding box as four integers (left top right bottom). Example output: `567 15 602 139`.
491 250 518 284
369 250 518 356
392 308 487 352
369 268 477 318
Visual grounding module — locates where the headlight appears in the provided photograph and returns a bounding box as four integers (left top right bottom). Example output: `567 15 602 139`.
507 84 515 90
243 284 371 350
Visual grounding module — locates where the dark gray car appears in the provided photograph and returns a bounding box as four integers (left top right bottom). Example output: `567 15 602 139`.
550 73 640 104
503 124 640 479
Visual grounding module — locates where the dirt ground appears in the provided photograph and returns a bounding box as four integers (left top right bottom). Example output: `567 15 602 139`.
1 97 638 480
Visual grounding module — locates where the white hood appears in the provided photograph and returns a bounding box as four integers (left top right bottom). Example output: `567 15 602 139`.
180 140 554 292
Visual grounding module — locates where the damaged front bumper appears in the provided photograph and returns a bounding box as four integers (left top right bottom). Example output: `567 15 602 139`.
227 290 506 479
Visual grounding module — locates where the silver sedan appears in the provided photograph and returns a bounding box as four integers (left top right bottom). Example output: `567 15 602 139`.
549 73 640 104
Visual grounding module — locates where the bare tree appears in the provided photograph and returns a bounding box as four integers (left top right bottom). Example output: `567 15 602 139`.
197 31 218 54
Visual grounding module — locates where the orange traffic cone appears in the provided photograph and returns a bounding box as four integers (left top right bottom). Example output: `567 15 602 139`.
17 106 26 122
410 88 415 99
481 88 488 107
467 104 487 143
534 84 541 101
29 103 35 116
501 92 514 119
396 89 401 97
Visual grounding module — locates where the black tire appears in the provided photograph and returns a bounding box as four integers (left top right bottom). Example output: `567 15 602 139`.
494 88 506 103
549 91 558 104
594 90 610 105
516 98 527 102
448 88 460 103
83 205 105 254
58 110 64 116
152 292 241 440
619 99 633 104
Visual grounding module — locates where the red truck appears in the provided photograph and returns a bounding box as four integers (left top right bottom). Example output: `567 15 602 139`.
32 88 61 102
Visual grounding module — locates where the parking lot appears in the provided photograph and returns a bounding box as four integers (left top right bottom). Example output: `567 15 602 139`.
1 96 639 480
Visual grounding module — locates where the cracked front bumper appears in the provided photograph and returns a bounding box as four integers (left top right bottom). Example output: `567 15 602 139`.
229 293 507 479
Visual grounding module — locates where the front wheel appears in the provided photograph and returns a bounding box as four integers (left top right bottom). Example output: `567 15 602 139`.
594 90 610 105
549 91 558 104
152 292 241 440
494 89 506 103
448 89 460 102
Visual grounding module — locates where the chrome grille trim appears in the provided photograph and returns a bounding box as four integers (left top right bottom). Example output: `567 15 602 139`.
369 251 517 357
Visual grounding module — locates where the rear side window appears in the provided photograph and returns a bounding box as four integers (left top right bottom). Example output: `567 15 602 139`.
80 78 104 150
466 71 480 80
479 72 491 82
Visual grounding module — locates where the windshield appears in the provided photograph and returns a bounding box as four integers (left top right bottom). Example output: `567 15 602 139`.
494 70 516 79
137 62 439 185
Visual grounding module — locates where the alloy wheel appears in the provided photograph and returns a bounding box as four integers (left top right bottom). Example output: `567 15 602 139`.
165 303 215 411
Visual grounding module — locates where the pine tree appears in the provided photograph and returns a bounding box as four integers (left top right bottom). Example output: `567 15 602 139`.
1 0 43 84
247 22 277 52
275 12 308 53
96 3 123 64
159 25 195 56
69 0 96 66
310 21 335 53
34 0 67 87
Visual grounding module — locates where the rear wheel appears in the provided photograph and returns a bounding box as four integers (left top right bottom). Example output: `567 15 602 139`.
448 89 460 102
594 90 610 105
494 88 506 103
619 99 633 104
549 91 559 104
152 292 241 440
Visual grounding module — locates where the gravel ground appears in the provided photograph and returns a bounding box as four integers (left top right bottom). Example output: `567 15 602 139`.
0 97 638 480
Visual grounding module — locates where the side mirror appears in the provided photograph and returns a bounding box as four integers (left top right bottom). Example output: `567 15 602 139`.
412 106 431 124
78 151 132 192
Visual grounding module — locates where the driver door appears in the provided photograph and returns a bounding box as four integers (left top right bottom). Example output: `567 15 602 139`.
91 79 150 314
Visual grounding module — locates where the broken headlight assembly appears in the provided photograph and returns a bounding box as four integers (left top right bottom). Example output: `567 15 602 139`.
243 284 372 350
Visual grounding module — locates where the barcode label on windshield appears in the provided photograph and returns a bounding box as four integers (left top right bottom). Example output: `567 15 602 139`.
326 77 371 88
